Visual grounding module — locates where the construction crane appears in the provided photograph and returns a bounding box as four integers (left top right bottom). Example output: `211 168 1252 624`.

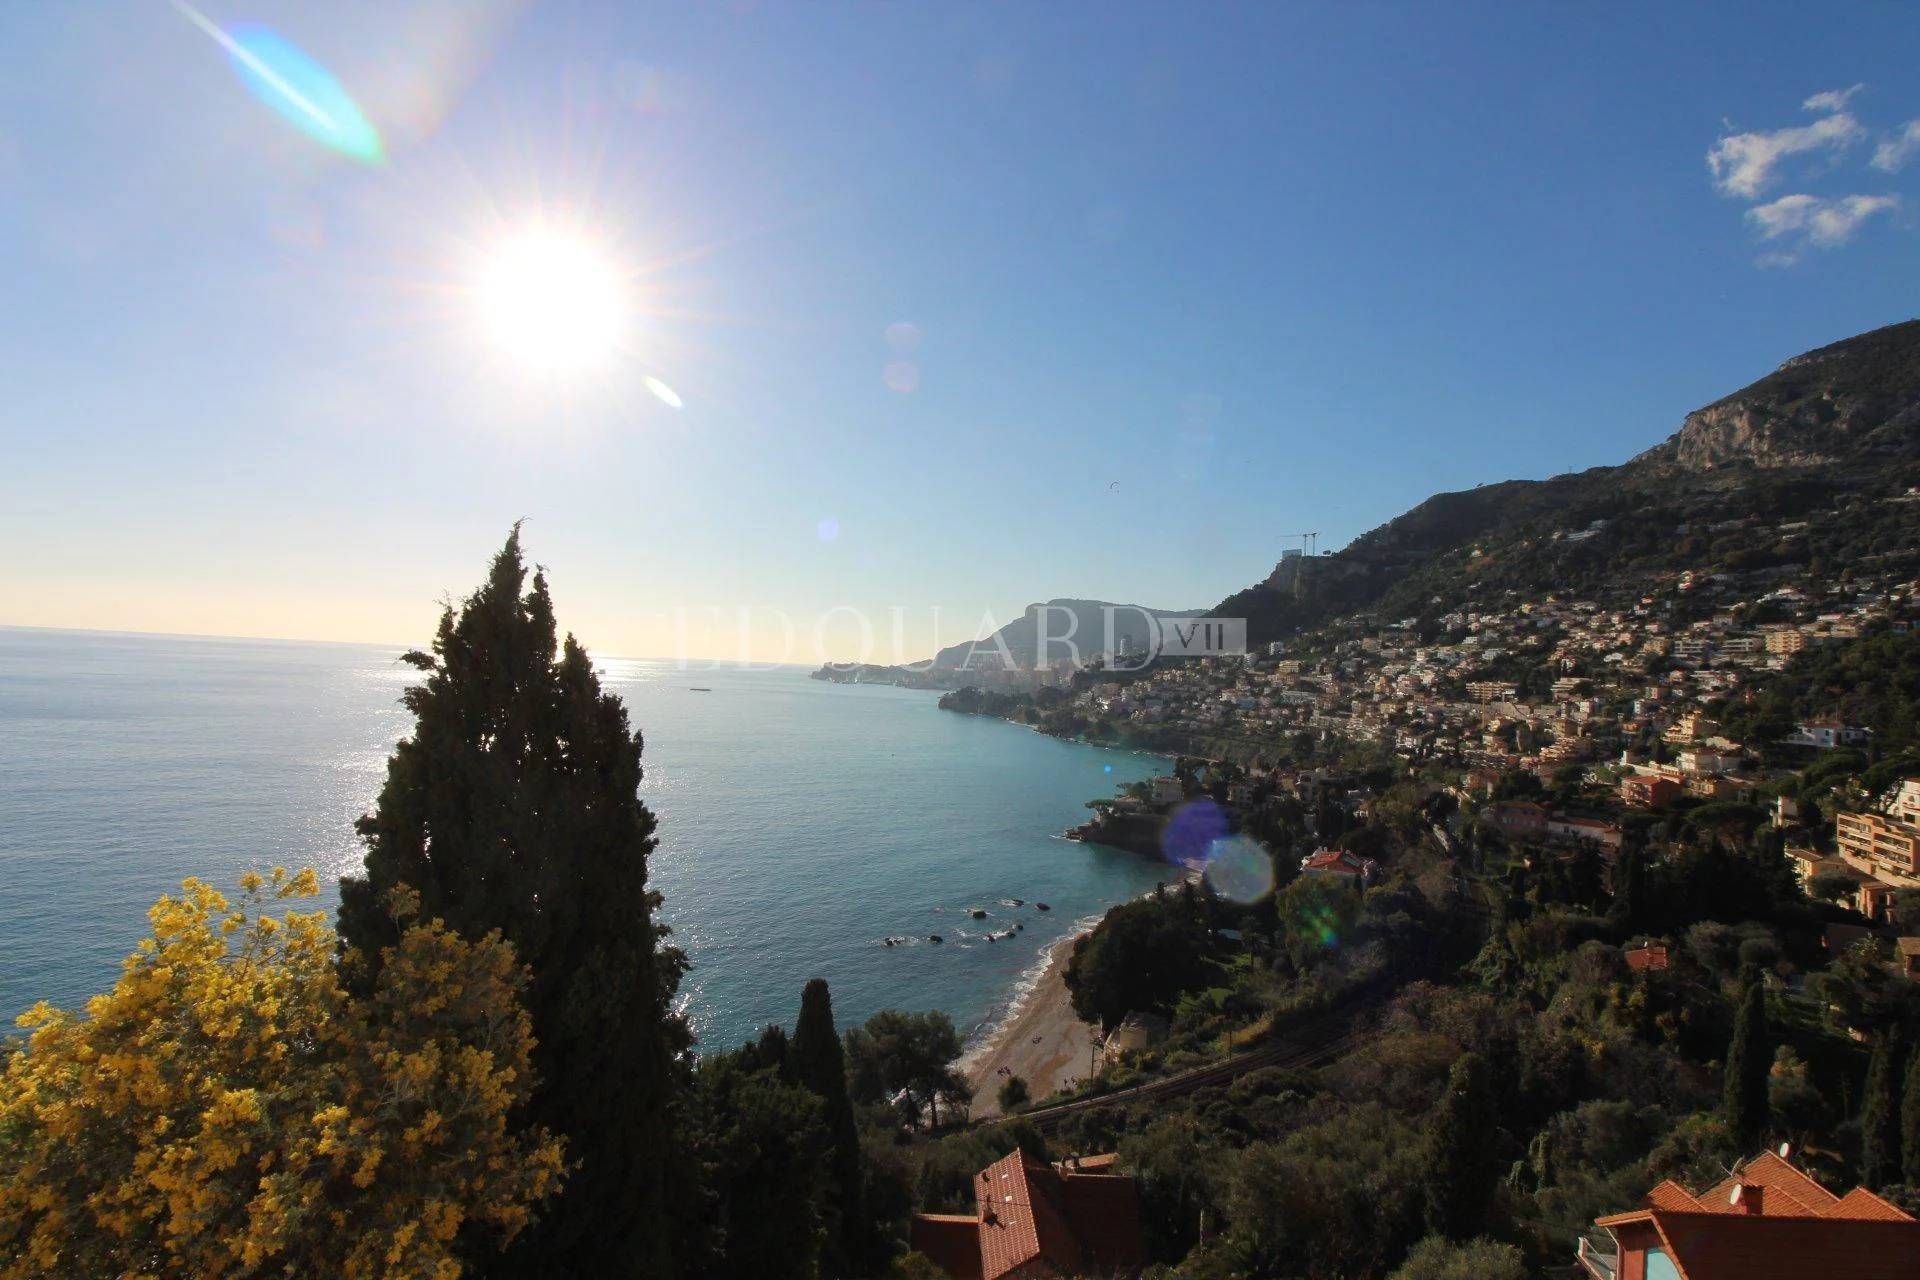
1281 531 1320 556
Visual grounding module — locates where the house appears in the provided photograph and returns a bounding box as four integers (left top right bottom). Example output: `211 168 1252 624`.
1664 710 1718 743
1774 795 1802 828
1783 845 1841 893
1547 814 1625 855
1578 1148 1918 1280
1299 848 1379 884
1620 773 1683 809
1686 773 1748 800
1624 942 1669 974
1486 799 1550 839
1891 778 1920 826
911 1149 1147 1280
1786 720 1872 750
1104 1011 1168 1057
1148 775 1184 807
1678 747 1741 776
1461 767 1502 797
1898 936 1920 982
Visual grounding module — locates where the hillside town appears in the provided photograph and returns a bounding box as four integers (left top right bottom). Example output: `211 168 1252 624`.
956 556 1920 974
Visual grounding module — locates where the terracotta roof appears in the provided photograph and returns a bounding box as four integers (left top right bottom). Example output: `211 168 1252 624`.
915 1150 1147 1280
1301 848 1375 876
1823 1187 1916 1222
1625 944 1670 973
975 1150 1080 1280
1592 1151 1919 1280
1698 1151 1840 1216
1645 1179 1702 1211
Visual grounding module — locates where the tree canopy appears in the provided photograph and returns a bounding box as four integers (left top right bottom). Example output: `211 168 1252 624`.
844 1010 970 1129
337 529 689 1278
0 872 563 1280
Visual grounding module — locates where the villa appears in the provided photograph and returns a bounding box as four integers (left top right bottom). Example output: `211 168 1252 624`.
1576 1148 1917 1280
911 1149 1146 1280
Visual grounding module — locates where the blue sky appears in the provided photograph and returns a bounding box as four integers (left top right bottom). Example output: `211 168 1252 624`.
1 2 1916 662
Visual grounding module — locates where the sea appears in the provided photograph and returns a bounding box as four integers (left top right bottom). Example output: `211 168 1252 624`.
0 627 1176 1052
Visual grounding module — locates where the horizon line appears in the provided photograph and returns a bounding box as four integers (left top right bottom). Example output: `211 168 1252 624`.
0 622 825 671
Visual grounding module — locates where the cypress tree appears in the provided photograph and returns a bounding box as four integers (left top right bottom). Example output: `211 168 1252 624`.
1902 1042 1920 1187
790 978 866 1277
1610 844 1648 930
1422 1051 1500 1241
338 529 691 1279
1722 975 1770 1145
1860 1032 1902 1190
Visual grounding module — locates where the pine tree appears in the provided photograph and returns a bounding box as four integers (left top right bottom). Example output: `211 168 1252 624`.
1860 1031 1902 1190
338 529 690 1279
1722 975 1770 1145
790 979 866 1277
1422 1052 1500 1242
1902 1041 1920 1187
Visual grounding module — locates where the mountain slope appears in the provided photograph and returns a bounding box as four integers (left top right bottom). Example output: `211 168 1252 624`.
926 599 1204 670
1637 319 1920 471
1220 320 1920 645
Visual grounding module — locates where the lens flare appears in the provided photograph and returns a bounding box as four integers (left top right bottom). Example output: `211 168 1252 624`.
644 376 683 409
1161 797 1228 867
175 2 383 163
1203 835 1275 904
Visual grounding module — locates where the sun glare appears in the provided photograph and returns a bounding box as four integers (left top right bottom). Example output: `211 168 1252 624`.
474 229 627 376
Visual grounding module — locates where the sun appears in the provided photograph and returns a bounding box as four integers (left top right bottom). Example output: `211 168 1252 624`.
473 228 627 376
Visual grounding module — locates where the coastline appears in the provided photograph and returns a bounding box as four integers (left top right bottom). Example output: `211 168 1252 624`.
961 863 1202 1119
961 920 1102 1118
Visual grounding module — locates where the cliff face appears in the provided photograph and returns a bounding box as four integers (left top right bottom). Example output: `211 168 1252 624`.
1637 320 1920 471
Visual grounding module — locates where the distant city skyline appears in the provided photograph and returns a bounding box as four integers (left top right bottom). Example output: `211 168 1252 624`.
3 2 1918 660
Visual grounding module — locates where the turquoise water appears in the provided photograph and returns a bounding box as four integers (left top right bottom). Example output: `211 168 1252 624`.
0 628 1172 1051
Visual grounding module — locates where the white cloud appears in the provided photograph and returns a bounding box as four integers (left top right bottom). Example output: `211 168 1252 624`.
1708 108 1864 198
1746 193 1899 247
1803 84 1864 113
1872 119 1920 172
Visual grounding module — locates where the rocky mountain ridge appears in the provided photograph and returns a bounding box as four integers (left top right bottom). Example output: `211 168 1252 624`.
1220 319 1920 645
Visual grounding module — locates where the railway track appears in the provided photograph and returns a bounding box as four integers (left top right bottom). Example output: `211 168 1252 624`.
1020 1011 1373 1130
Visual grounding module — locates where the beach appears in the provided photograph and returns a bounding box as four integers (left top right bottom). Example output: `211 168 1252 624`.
963 926 1102 1118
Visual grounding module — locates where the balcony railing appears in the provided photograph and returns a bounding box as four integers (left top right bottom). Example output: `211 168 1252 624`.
1577 1235 1618 1280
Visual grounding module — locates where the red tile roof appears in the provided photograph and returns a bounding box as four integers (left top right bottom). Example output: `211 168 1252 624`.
1698 1151 1840 1216
913 1150 1147 1280
1643 1179 1702 1211
1592 1150 1920 1280
1625 944 1670 973
1827 1187 1916 1222
1300 848 1376 877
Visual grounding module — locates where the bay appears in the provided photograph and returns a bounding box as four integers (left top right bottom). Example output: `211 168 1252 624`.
0 627 1173 1051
